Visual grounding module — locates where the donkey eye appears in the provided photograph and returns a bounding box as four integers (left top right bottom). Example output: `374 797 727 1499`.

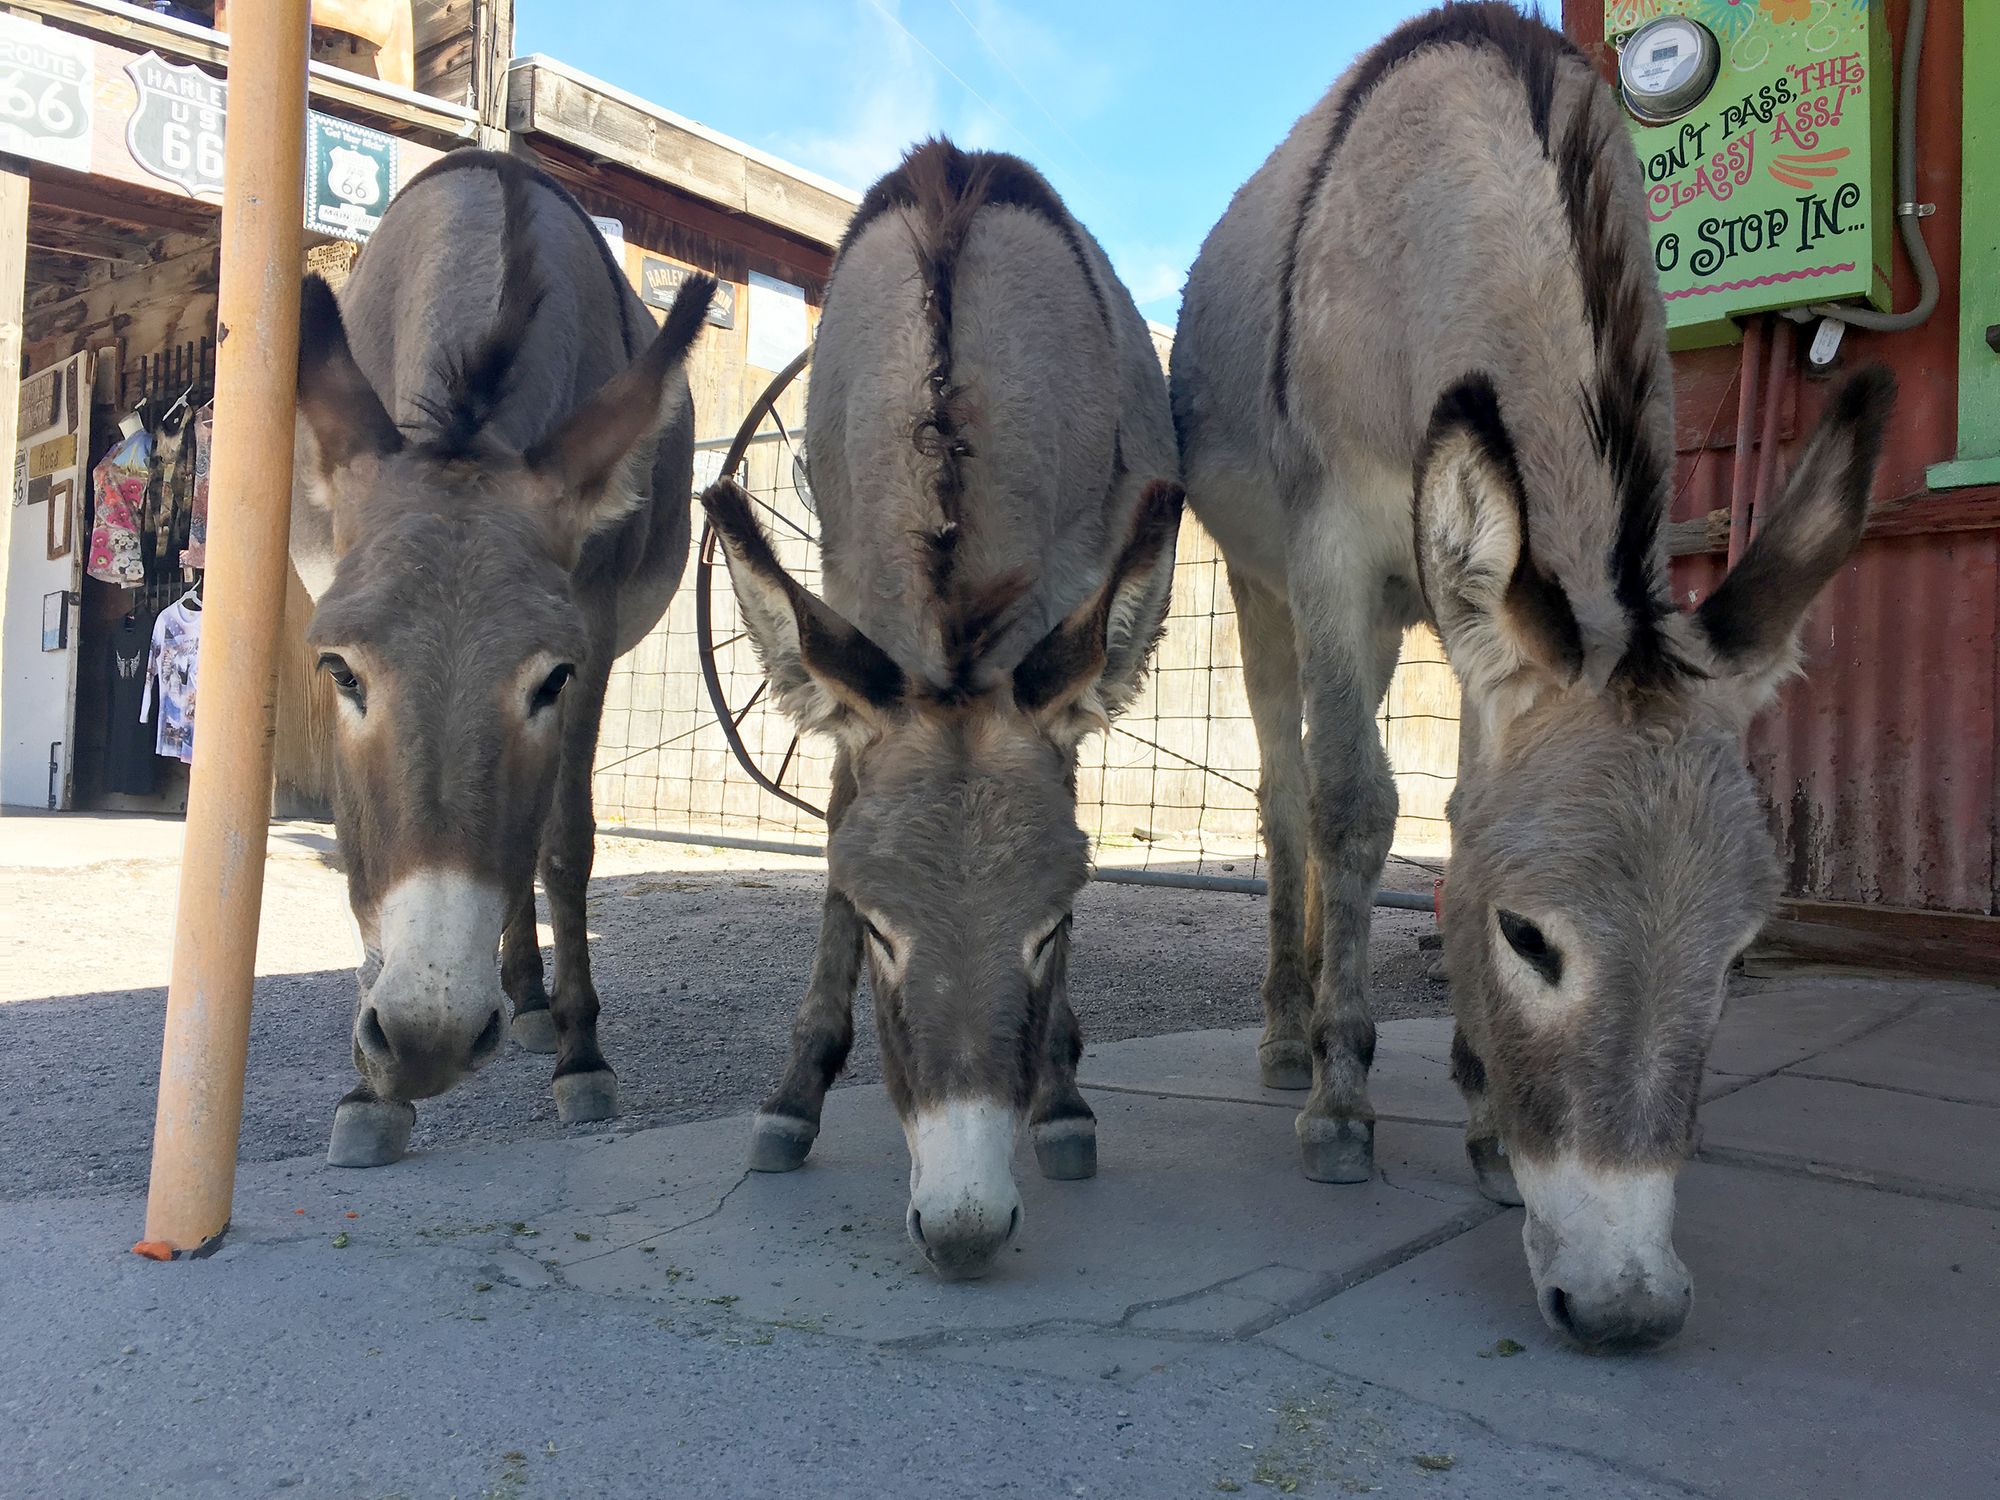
318 653 366 711
1496 910 1562 986
530 664 575 714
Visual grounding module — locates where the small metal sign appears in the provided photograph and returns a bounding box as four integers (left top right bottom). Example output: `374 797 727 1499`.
0 16 94 171
307 115 397 243
124 51 226 199
640 256 734 329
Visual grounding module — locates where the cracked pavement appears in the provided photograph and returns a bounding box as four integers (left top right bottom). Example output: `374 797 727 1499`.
4 974 1996 1499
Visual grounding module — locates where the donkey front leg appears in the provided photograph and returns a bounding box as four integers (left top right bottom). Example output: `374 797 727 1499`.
1227 567 1316 1090
502 895 557 1054
543 657 618 1124
749 757 861 1172
1451 1024 1523 1206
1291 563 1402 1183
1030 921 1096 1180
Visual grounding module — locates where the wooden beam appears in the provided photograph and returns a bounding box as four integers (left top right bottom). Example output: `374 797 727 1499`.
0 0 477 142
1756 898 2000 984
1669 488 2000 558
508 59 855 251
28 165 216 237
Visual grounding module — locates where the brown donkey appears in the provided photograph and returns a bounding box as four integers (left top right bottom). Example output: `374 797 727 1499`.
705 140 1181 1278
291 150 714 1166
1172 4 1893 1346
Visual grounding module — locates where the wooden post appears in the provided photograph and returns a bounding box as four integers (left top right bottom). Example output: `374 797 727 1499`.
139 0 310 1257
0 166 27 780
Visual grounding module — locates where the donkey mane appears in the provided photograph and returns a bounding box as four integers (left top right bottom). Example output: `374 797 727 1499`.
1274 1 1680 689
387 150 647 462
838 139 1111 619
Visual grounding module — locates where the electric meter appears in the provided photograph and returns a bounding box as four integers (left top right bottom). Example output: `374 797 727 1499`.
1610 0 1891 348
1618 16 1719 125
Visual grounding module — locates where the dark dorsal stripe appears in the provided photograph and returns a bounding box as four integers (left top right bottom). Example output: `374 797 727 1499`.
403 149 642 357
840 138 1110 616
1553 92 1682 686
392 150 646 456
1272 3 1575 417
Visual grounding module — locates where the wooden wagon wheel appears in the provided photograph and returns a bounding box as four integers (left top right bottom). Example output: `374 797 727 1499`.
694 348 824 819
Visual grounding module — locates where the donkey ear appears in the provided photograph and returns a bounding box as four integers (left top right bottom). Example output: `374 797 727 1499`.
1014 480 1183 745
296 273 401 499
527 272 717 563
1694 367 1894 712
1414 375 1582 711
702 478 905 741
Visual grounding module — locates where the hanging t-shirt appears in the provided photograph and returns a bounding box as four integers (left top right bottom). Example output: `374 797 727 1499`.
141 596 203 764
87 428 152 587
104 608 158 796
181 405 212 571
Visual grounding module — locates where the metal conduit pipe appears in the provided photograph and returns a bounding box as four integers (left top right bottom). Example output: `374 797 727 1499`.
1794 0 1937 332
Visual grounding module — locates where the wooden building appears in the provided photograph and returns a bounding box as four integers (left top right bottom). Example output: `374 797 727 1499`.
0 0 505 814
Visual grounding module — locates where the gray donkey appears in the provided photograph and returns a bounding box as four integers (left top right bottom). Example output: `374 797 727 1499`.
1172 3 1892 1348
703 139 1181 1279
291 149 715 1167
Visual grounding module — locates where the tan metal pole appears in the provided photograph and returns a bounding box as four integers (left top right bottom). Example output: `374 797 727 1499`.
139 0 310 1256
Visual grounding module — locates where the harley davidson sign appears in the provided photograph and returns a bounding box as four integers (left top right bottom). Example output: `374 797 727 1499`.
123 51 226 199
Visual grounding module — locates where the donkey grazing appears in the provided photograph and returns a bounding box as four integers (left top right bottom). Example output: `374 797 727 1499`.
704 139 1181 1279
291 149 715 1167
1172 3 1892 1348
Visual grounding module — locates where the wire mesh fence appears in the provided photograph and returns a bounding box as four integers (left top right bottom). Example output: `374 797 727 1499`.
593 423 1463 888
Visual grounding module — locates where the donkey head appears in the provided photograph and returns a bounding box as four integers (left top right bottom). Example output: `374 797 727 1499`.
1417 367 1893 1349
295 270 714 1104
706 477 1182 1278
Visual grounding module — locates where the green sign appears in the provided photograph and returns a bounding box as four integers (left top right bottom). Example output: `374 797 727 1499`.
1615 0 1892 348
307 115 398 244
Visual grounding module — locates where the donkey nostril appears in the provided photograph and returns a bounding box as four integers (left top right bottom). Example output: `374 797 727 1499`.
359 1006 393 1060
908 1209 926 1250
473 1008 503 1056
1007 1205 1022 1241
1545 1286 1576 1337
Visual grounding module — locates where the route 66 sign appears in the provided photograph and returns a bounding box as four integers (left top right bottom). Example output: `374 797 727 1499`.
0 16 94 172
307 115 398 243
124 52 227 200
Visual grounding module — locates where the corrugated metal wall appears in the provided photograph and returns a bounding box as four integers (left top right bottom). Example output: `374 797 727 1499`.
1572 0 2000 920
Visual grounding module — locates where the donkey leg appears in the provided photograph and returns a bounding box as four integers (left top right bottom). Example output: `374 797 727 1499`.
1031 924 1096 1180
1292 566 1402 1183
750 757 861 1172
502 892 557 1054
1452 1025 1523 1206
1228 567 1316 1090
543 657 618 1125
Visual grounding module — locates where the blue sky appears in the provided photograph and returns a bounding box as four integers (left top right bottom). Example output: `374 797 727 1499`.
514 0 1453 325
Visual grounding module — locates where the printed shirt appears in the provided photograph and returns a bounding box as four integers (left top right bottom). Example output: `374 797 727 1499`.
87 429 153 587
141 597 203 763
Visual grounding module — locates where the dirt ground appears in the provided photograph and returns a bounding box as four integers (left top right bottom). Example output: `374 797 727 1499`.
0 813 1447 1200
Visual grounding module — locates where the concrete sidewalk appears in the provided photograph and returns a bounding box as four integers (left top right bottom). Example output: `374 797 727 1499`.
3 975 1993 1499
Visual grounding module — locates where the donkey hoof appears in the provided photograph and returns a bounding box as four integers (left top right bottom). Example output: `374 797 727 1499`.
554 1069 620 1124
747 1111 817 1172
1032 1118 1098 1180
1259 1039 1312 1091
1298 1116 1375 1183
327 1096 416 1168
510 1005 558 1054
1467 1135 1524 1206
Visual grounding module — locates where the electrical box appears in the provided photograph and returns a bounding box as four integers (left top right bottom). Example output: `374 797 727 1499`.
1608 0 1893 349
